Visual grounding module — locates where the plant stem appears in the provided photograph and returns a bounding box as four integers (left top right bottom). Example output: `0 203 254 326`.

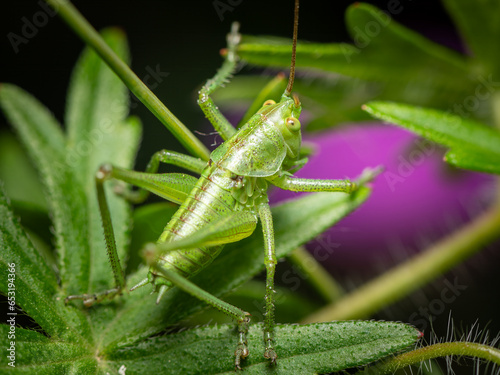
492 91 500 204
302 206 500 322
370 342 500 373
287 247 344 303
493 92 500 132
45 0 210 161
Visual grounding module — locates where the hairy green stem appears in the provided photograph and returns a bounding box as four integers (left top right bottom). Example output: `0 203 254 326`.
288 247 344 303
45 0 210 161
302 206 500 322
371 342 500 373
493 92 500 132
493 92 500 204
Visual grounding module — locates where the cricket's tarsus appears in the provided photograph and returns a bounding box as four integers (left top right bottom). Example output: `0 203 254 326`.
65 0 380 368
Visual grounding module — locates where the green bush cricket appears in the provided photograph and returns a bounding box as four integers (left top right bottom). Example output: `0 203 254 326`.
64 0 379 368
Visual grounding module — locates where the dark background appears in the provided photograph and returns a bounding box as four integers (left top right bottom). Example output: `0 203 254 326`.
1 0 458 168
2 2 498 374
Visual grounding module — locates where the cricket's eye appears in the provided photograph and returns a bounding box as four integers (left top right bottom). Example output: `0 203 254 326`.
263 99 276 106
285 117 300 132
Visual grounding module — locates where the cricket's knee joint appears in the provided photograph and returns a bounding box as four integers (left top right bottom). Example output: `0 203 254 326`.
96 163 113 181
197 95 207 105
228 22 241 45
240 314 251 325
198 87 211 104
155 150 169 161
265 259 277 267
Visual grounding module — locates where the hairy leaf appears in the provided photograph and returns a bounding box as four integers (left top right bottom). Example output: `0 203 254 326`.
65 28 142 292
0 187 90 342
98 187 370 350
105 321 420 374
0 84 89 297
0 131 46 208
0 326 92 373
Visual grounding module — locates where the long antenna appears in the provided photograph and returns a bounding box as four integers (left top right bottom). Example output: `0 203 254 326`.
284 0 299 97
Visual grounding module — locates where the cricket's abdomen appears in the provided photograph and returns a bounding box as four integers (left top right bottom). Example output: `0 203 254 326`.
152 163 243 280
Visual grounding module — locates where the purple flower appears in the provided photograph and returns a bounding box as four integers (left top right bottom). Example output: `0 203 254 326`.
270 124 495 271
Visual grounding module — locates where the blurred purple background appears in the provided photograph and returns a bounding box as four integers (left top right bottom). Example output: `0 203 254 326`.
270 123 496 273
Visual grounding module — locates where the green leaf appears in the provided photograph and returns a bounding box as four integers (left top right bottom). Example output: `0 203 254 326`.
105 321 420 374
363 101 500 174
0 326 92 373
0 84 90 297
445 148 500 174
237 4 470 92
65 28 142 292
343 3 468 86
0 186 89 342
98 188 370 350
6 200 55 272
232 3 492 131
0 131 46 208
443 0 500 78
66 28 130 159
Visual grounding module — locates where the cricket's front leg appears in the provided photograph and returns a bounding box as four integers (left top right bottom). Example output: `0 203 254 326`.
114 149 205 204
269 167 383 194
257 202 278 363
198 22 241 141
270 175 356 194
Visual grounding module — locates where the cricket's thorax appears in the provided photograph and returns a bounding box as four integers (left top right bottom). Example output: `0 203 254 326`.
152 161 267 283
210 113 289 178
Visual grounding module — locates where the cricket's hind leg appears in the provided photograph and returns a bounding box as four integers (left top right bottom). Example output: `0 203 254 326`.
65 162 201 307
158 266 251 370
133 210 258 369
257 202 278 363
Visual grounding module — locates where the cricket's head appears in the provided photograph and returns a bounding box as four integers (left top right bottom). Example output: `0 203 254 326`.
257 95 302 159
